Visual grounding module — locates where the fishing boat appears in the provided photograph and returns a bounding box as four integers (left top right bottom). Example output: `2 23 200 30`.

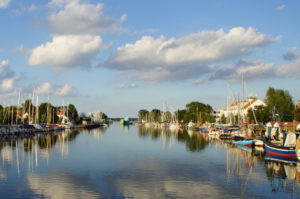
264 132 298 161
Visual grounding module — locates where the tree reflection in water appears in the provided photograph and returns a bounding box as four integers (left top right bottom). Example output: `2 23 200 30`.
138 126 209 152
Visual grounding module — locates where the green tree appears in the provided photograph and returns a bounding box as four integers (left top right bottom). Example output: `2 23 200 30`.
38 103 58 123
295 107 300 121
161 111 172 122
220 114 227 124
265 87 294 121
138 109 149 122
68 104 78 122
150 109 161 122
175 109 186 122
247 106 270 123
184 101 214 123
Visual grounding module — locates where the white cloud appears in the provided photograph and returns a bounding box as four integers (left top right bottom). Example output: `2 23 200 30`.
33 82 73 96
0 60 18 91
48 0 127 34
276 5 286 11
117 83 139 89
0 0 11 9
210 60 276 82
277 59 300 79
1 77 16 91
34 82 53 94
103 27 276 83
54 84 72 96
28 34 104 69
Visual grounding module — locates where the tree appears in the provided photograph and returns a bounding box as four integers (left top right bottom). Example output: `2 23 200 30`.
175 109 186 122
220 114 227 124
184 101 214 123
138 109 149 122
38 102 58 123
161 111 171 122
265 87 294 121
295 107 300 121
68 104 78 122
150 109 161 122
247 106 270 123
23 99 33 113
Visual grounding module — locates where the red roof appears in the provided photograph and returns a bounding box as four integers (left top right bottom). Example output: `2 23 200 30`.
243 98 257 110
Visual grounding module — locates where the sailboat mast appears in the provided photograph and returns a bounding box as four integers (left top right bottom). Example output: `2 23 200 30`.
16 88 21 124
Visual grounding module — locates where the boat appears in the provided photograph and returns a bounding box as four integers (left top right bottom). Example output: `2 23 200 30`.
253 139 264 147
264 132 298 161
187 121 195 130
237 144 253 151
236 139 253 148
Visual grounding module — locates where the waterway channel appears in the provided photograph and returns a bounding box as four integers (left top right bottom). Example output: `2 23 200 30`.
0 123 300 198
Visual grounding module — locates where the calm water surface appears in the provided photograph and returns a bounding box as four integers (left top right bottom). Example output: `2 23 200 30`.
1 123 300 199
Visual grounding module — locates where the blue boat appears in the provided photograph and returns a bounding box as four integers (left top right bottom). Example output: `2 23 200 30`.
264 139 297 161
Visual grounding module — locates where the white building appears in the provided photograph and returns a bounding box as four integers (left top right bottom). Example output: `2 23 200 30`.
215 97 265 123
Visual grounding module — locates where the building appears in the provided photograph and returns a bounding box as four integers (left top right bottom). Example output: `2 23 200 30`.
215 97 265 123
296 100 300 108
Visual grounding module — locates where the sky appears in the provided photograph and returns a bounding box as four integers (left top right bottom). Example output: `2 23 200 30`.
0 0 300 117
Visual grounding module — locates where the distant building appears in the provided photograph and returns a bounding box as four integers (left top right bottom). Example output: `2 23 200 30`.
215 97 265 123
296 100 300 108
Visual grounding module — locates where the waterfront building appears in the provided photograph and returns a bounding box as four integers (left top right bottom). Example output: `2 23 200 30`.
296 100 300 108
215 97 265 123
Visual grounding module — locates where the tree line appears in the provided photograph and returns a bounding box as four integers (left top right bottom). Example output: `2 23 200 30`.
0 99 79 124
138 101 215 123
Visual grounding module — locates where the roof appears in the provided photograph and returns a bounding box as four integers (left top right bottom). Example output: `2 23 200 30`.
243 98 257 110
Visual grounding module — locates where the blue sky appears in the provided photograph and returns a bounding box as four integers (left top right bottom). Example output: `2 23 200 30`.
0 0 299 117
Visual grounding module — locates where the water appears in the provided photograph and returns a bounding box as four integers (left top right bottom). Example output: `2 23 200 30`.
1 123 300 199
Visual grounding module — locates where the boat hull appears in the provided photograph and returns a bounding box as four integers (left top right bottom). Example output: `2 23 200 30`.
264 140 297 160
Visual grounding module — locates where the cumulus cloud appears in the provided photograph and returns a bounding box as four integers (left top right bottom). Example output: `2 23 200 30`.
34 82 53 94
48 0 127 34
33 82 74 96
103 27 276 83
210 60 276 82
28 34 105 69
276 5 286 11
0 0 11 9
277 59 300 79
54 84 72 96
0 60 18 91
1 77 16 91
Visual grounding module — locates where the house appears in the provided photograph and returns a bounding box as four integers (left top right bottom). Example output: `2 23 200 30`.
215 97 265 123
296 100 300 109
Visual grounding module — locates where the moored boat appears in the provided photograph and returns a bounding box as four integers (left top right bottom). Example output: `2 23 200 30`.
236 139 253 148
264 133 298 161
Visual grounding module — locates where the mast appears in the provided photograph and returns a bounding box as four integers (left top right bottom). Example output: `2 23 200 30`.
16 88 21 124
36 96 39 123
11 102 13 125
